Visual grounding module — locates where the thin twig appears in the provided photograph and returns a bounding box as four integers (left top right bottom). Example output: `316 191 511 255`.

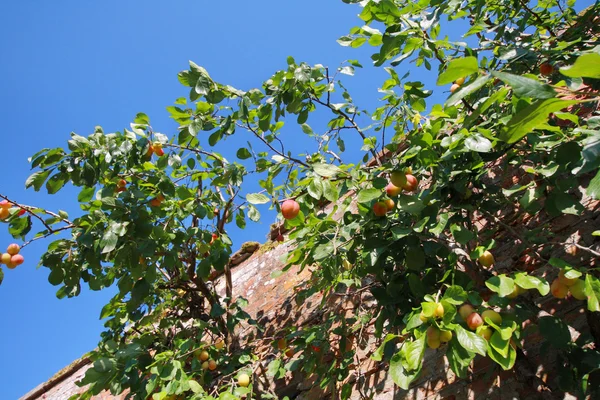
311 97 381 166
21 224 76 248
238 122 310 168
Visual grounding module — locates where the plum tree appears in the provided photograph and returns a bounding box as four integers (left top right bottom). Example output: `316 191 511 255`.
1 1 599 399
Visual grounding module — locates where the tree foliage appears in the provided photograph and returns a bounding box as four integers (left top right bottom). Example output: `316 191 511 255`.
1 1 600 399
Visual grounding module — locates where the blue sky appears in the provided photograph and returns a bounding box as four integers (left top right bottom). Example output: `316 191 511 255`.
0 1 593 399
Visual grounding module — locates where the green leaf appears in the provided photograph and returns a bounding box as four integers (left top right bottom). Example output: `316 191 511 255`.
587 170 600 199
500 99 578 144
430 213 449 236
8 216 32 239
0 268 3 285
307 179 323 200
560 53 600 79
447 338 475 378
25 170 51 191
188 380 203 394
487 341 516 370
208 130 222 146
357 188 381 203
445 75 491 107
210 302 226 318
513 273 549 296
450 224 474 245
391 226 412 239
485 275 515 297
301 123 313 135
489 331 510 358
312 163 342 177
94 358 116 373
236 148 252 160
100 231 118 254
455 325 487 356
266 359 281 377
400 337 425 371
195 73 212 96
464 87 510 127
546 192 584 216
339 66 355 76
437 57 479 86
322 180 338 202
389 352 420 390
464 133 492 153
548 258 581 279
491 71 557 99
442 285 468 305
538 316 571 348
134 113 150 125
413 217 429 233
585 274 600 312
405 247 425 270
371 333 398 362
246 193 270 205
421 301 439 318
398 195 425 215
46 173 67 194
404 310 424 331
78 187 95 203
503 183 533 197
487 320 514 341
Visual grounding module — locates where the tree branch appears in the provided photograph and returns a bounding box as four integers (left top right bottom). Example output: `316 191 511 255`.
237 122 310 168
311 97 381 166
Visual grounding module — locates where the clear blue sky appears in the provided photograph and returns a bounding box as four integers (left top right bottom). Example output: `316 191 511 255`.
0 1 592 399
